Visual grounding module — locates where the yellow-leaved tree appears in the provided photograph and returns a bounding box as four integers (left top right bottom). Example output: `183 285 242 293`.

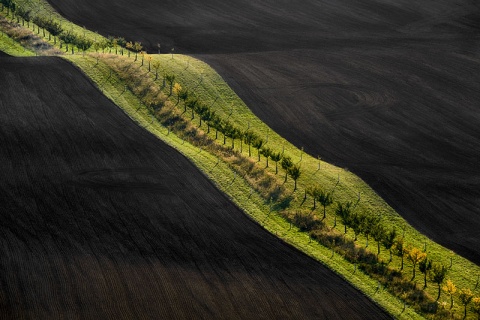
406 246 426 281
442 279 456 309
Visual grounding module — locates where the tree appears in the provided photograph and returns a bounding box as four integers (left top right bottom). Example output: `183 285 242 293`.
371 222 386 257
44 20 63 44
165 74 175 95
243 131 256 157
202 109 216 133
335 201 352 232
252 137 265 162
126 41 133 57
133 41 143 61
431 263 448 301
270 151 282 174
106 36 114 53
76 37 93 55
237 129 245 152
306 185 320 209
99 39 108 53
459 288 473 319
260 147 272 167
211 115 222 140
196 103 209 126
443 279 456 309
16 7 30 27
407 247 426 281
393 238 407 271
229 127 242 149
350 213 365 241
362 215 379 248
172 83 182 104
419 256 432 288
59 31 77 54
317 189 333 220
472 297 480 320
382 227 397 263
117 37 126 55
224 125 236 148
281 156 293 183
152 60 161 80
288 165 301 191
112 37 118 54
32 16 45 35
146 55 152 71
177 88 189 111
185 98 199 120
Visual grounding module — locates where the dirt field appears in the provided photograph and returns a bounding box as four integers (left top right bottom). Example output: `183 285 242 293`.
46 0 480 264
0 56 390 319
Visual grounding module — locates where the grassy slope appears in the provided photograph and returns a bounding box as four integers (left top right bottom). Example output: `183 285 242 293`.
2 1 480 318
0 30 35 56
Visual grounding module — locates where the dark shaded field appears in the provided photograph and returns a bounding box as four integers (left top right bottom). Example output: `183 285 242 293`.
0 56 389 319
47 0 480 264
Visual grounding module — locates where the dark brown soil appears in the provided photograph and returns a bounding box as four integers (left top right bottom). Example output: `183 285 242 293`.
46 0 480 265
0 56 390 319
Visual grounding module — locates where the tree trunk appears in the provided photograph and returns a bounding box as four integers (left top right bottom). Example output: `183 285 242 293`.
437 284 441 301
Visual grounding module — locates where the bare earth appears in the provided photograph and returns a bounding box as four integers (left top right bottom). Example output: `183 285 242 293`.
0 56 390 319
46 0 480 264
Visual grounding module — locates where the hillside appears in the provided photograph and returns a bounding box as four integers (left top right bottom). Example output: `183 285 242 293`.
0 55 390 319
46 0 480 264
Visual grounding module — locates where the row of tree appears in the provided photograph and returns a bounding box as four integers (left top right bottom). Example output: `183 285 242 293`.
439 279 480 319
0 1 145 57
168 83 304 189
